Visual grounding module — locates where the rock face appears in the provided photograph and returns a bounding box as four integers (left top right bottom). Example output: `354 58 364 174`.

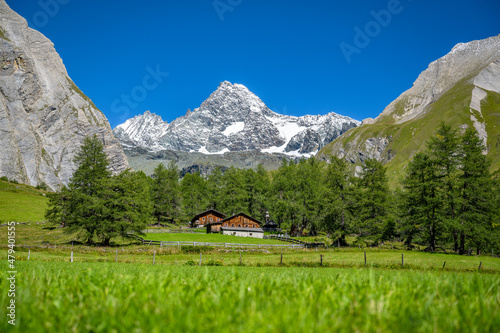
319 34 500 181
377 35 500 124
114 81 360 157
0 1 128 190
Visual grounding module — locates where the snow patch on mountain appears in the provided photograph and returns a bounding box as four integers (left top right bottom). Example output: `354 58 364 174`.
223 122 245 136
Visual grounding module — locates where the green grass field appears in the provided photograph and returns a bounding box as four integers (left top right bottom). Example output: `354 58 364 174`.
1 261 498 332
0 180 48 222
1 223 499 332
142 232 286 244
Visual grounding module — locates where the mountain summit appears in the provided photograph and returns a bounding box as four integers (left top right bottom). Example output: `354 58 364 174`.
319 34 500 182
0 0 128 189
114 81 360 156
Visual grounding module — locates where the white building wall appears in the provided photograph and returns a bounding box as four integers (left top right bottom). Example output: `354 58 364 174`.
222 230 264 239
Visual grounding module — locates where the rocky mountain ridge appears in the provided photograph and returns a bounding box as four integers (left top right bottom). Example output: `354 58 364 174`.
114 81 361 157
319 34 500 182
0 0 128 190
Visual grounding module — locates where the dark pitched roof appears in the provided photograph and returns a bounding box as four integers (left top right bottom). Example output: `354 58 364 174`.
190 209 226 223
263 220 278 228
220 212 263 226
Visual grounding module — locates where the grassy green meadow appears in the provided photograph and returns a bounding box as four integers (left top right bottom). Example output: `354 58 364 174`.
1 261 499 332
0 180 48 222
1 205 499 332
141 232 285 244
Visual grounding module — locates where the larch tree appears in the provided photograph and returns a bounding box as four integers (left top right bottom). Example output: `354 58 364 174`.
353 158 389 242
456 128 494 255
402 152 443 251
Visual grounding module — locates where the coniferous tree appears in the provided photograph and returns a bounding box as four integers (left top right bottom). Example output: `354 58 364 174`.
243 166 269 221
402 153 442 251
252 164 271 221
180 172 209 219
46 135 152 245
353 158 389 242
323 156 352 245
151 163 170 226
217 167 247 216
65 135 112 243
456 128 493 255
270 159 301 234
427 123 460 251
164 161 181 224
98 170 152 245
296 158 326 236
206 167 225 211
45 185 71 228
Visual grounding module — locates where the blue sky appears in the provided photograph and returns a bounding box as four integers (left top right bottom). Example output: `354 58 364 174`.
7 0 500 127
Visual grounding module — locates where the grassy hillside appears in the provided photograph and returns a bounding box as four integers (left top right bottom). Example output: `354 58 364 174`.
0 180 49 222
319 78 500 187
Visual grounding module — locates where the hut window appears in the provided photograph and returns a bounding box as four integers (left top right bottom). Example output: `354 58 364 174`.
202 218 205 221
232 224 235 227
210 218 213 221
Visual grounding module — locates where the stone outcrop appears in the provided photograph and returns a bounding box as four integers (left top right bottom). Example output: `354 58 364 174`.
0 0 128 190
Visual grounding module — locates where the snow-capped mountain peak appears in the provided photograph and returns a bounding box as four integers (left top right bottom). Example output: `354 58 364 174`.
113 82 360 156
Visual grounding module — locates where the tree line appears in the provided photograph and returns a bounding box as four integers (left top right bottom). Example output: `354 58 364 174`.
46 124 500 254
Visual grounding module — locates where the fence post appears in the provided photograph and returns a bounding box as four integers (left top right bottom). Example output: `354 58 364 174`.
116 249 118 262
71 251 73 263
199 253 202 266
240 252 242 265
28 250 30 261
402 253 404 267
442 261 446 270
478 262 482 271
364 251 366 266
280 253 283 265
153 251 156 265
320 254 323 266
194 242 196 247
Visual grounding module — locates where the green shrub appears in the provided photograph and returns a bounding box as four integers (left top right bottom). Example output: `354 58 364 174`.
205 259 224 266
180 245 211 253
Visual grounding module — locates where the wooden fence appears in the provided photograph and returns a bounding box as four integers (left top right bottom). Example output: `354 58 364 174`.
264 235 326 248
141 229 203 234
135 237 306 249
